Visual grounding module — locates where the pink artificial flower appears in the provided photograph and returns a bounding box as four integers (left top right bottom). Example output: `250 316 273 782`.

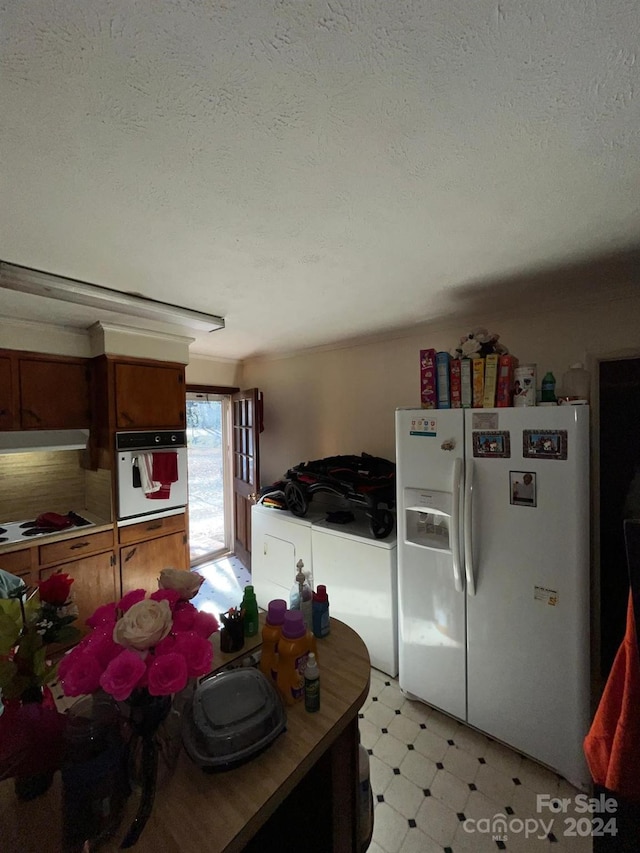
86 602 117 629
172 601 197 631
117 589 147 612
147 652 188 696
154 634 177 656
191 609 219 639
57 646 85 681
80 627 121 668
173 631 213 678
150 588 181 609
59 653 103 697
100 649 147 701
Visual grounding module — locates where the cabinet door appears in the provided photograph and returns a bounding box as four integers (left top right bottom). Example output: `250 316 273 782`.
120 531 188 595
0 354 17 429
0 547 35 586
114 362 185 429
19 357 91 429
40 551 117 634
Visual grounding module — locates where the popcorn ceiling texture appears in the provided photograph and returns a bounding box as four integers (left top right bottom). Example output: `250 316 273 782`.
1 1 639 359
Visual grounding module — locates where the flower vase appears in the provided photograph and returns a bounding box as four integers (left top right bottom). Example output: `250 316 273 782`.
7 685 66 801
120 685 192 848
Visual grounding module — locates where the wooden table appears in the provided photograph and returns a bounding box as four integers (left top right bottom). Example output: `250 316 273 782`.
0 618 371 852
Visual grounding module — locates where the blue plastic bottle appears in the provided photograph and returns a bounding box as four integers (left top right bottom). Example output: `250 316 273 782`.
312 585 330 638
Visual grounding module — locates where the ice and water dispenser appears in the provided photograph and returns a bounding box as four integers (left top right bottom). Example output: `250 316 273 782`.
403 487 453 552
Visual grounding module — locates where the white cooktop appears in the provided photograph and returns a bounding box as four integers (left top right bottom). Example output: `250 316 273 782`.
0 513 96 546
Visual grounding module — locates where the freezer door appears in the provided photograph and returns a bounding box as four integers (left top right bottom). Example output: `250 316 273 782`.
395 408 466 720
464 406 591 788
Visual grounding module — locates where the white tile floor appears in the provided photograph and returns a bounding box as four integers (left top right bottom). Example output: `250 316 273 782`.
190 555 252 618
361 668 594 853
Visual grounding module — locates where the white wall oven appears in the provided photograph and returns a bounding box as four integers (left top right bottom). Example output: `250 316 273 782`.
116 430 188 525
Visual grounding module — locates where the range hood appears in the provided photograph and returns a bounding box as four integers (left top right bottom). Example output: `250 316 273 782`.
0 429 90 454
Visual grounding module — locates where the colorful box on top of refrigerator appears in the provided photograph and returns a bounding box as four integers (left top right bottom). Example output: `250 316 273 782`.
394 405 590 791
436 352 451 409
496 354 519 407
472 358 485 408
460 359 473 408
449 359 462 408
482 353 499 408
419 349 437 409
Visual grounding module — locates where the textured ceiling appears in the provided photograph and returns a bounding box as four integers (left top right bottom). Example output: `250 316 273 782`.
1 1 639 360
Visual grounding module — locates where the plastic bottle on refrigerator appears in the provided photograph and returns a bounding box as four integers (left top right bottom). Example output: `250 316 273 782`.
241 585 260 637
259 599 287 683
561 363 590 402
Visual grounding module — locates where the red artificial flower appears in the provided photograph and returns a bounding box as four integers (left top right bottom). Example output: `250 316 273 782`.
99 649 147 701
147 652 188 696
38 572 74 606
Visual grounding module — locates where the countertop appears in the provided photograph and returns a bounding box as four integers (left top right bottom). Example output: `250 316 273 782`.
0 511 113 556
0 617 371 853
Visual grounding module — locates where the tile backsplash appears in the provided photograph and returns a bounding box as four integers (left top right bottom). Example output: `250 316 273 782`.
0 451 112 521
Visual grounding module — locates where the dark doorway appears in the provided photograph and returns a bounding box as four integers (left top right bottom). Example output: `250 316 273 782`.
599 358 640 679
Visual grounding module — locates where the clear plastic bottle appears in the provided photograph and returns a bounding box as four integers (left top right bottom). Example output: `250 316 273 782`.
259 599 287 683
289 559 313 632
241 584 259 637
304 651 320 713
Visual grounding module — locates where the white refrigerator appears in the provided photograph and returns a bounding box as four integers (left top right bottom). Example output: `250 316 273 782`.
395 405 590 789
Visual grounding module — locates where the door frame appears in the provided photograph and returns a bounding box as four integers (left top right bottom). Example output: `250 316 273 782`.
186 384 238 566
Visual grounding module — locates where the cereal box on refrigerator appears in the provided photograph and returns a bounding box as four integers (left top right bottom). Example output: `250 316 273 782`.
420 349 437 409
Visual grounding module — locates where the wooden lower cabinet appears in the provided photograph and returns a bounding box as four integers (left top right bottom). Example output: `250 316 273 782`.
118 513 189 595
39 550 117 634
0 547 35 586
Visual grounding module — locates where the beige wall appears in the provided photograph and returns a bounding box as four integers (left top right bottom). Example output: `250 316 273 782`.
186 355 242 388
243 293 640 486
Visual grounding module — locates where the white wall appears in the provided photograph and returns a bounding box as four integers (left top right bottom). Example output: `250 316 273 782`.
243 293 640 486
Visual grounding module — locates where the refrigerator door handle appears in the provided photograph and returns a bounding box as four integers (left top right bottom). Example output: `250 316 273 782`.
451 456 463 593
464 457 476 595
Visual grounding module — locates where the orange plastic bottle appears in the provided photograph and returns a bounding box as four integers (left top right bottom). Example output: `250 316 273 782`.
276 610 317 706
259 599 287 683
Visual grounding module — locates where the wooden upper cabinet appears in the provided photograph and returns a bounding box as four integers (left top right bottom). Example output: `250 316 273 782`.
19 356 91 429
113 361 185 429
0 349 91 431
0 354 16 429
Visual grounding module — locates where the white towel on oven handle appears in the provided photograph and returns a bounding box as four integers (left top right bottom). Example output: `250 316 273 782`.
137 452 161 495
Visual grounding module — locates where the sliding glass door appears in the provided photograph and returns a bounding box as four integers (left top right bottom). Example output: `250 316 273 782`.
186 391 232 566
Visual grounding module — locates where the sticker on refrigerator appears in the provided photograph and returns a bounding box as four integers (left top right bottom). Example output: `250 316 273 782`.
410 417 437 437
523 429 568 460
472 412 499 430
472 431 511 458
534 586 558 606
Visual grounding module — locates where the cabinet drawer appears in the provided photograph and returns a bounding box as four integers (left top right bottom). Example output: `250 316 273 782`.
39 530 115 567
0 547 34 578
118 513 186 546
